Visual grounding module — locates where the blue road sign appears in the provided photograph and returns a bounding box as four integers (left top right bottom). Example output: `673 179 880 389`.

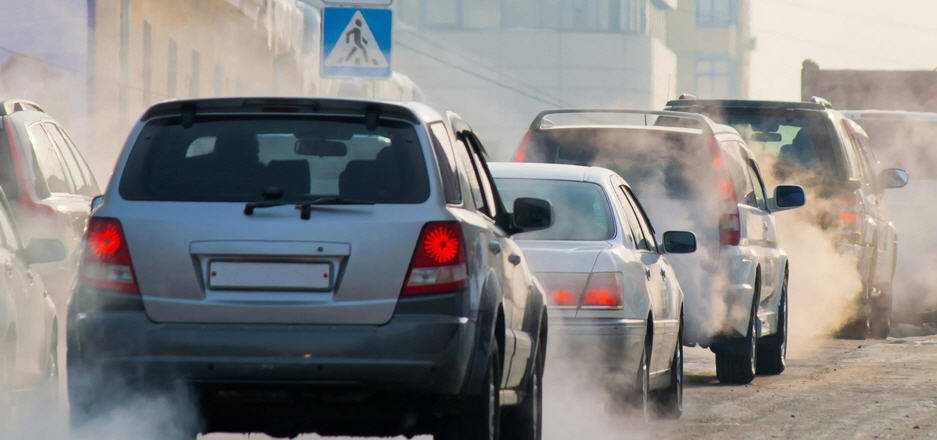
322 7 392 78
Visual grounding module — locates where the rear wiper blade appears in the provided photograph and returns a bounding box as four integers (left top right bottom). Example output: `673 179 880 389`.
243 197 374 218
297 196 374 220
244 201 290 215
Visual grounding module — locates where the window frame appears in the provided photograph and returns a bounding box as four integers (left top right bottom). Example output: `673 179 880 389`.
695 0 739 28
694 55 736 98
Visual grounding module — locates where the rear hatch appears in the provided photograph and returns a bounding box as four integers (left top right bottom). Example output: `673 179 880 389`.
109 101 435 325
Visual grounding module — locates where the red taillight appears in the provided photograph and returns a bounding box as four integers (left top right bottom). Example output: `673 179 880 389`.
839 211 857 226
402 222 469 296
512 131 530 162
712 137 740 246
79 217 138 293
551 289 578 306
580 273 623 308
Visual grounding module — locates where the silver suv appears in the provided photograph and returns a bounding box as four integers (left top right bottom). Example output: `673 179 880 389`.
67 98 552 439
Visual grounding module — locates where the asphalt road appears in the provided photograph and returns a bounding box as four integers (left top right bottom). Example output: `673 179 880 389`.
191 330 937 440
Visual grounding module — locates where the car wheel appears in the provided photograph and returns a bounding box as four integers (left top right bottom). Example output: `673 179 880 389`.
652 313 683 418
502 332 543 440
629 339 650 421
757 273 787 375
836 313 870 339
436 340 501 440
869 286 892 339
715 293 758 385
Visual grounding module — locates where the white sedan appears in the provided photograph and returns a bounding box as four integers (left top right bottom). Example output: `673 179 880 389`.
491 162 696 418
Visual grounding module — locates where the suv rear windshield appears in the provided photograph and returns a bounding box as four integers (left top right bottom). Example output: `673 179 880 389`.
523 128 711 198
120 116 430 203
684 108 844 183
495 178 615 241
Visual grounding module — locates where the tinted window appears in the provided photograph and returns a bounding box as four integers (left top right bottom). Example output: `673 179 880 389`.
53 125 100 194
496 178 614 241
621 186 657 251
453 137 484 210
26 123 71 193
429 123 462 204
120 116 430 203
44 123 87 195
524 128 713 199
745 160 767 210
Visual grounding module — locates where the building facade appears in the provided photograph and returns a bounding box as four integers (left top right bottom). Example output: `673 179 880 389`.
668 0 752 99
389 0 680 157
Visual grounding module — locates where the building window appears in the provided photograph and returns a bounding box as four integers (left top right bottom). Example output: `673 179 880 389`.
167 39 177 98
696 0 738 27
142 21 152 104
694 56 734 98
190 51 200 97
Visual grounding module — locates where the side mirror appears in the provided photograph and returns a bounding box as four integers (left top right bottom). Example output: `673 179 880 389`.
91 195 103 212
662 231 696 254
768 185 806 212
512 197 552 233
21 238 66 265
878 168 909 189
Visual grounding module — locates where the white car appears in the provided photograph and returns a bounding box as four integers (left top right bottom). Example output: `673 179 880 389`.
491 162 696 418
513 109 807 384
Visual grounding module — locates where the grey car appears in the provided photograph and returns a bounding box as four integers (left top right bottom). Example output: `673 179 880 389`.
67 98 552 439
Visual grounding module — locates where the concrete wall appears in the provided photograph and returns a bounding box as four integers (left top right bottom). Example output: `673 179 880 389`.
393 20 678 159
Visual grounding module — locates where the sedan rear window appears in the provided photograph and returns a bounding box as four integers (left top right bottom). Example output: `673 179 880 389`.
119 116 430 203
495 178 614 241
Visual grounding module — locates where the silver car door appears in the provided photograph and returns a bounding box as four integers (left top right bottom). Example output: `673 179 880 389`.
620 185 675 374
0 205 40 384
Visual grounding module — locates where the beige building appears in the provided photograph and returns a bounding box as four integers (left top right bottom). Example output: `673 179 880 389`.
668 0 752 99
86 0 308 176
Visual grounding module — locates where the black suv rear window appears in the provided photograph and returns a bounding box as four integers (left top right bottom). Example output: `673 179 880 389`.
120 116 430 203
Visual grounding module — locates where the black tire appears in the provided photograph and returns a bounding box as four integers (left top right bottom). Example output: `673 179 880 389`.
836 314 870 339
869 288 892 339
757 272 787 375
715 282 759 385
502 333 543 440
436 340 501 440
652 313 683 418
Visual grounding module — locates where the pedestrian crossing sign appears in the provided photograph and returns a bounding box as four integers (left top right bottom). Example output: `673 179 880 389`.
322 7 392 78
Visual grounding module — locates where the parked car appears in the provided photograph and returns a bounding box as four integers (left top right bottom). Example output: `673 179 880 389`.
490 162 694 417
840 110 937 324
0 186 65 410
665 98 908 338
0 99 100 303
67 97 553 439
513 109 805 384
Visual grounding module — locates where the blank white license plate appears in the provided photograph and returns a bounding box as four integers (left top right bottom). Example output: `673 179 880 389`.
209 262 331 290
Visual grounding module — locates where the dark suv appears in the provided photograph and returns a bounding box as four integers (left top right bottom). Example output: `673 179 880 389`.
665 98 908 338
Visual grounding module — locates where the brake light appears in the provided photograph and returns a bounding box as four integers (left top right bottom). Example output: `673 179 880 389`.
839 211 857 226
79 217 138 293
512 131 530 162
712 137 740 246
580 272 623 308
551 289 578 306
402 222 469 296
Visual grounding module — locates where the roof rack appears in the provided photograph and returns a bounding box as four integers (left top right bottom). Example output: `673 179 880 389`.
677 93 698 100
808 96 833 109
0 99 44 116
528 108 715 132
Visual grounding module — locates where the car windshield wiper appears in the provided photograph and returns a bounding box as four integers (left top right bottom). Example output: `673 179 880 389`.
243 196 374 219
296 196 374 220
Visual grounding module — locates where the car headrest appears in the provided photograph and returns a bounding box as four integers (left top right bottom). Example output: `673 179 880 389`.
266 160 310 198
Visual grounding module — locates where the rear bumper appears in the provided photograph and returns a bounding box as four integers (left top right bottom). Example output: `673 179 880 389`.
67 302 478 398
546 317 646 378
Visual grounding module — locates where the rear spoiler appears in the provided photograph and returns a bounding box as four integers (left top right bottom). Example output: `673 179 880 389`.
139 97 423 126
528 108 716 133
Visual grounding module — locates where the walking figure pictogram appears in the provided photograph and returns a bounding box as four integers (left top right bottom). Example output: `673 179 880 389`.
344 19 377 65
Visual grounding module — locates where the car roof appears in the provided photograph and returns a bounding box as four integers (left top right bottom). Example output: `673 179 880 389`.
841 109 937 121
488 162 620 186
140 97 447 125
665 98 828 111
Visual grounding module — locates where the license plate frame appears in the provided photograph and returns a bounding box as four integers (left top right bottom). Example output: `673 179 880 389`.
208 261 332 291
